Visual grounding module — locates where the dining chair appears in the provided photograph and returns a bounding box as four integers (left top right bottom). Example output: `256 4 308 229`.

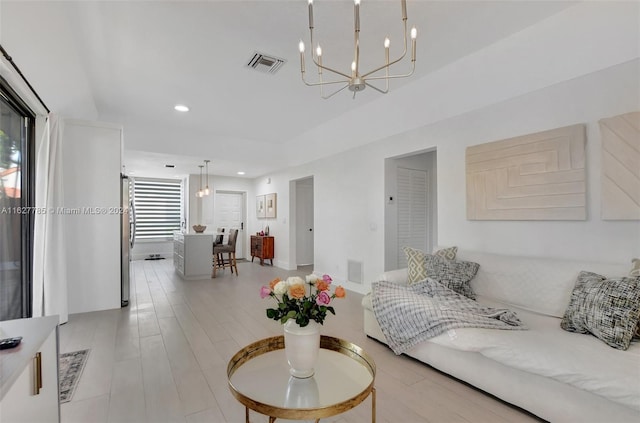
212 228 239 278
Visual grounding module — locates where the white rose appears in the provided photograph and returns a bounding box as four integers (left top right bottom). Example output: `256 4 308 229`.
286 276 305 286
274 280 288 295
305 274 318 283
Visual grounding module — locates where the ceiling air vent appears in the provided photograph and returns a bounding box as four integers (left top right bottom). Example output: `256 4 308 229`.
246 52 286 74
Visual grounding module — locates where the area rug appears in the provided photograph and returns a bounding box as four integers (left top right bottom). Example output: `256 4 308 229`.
59 349 90 403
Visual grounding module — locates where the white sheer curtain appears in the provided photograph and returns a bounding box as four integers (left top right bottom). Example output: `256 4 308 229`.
32 113 68 324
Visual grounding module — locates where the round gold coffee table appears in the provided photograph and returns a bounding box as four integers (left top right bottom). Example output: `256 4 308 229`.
227 335 376 423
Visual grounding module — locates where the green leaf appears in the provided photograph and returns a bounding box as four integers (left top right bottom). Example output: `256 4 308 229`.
266 309 276 319
327 306 335 315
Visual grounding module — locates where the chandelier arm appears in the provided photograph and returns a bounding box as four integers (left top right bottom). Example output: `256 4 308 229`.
309 54 352 80
361 20 408 79
364 81 389 95
364 64 415 81
301 73 351 87
321 83 351 100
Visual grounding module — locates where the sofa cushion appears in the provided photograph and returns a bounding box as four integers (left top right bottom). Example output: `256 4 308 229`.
404 246 457 284
632 259 640 338
424 255 480 299
630 258 640 277
560 271 640 350
434 246 458 261
404 247 429 284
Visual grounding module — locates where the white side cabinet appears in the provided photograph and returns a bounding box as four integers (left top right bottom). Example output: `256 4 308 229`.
0 316 60 423
174 232 213 279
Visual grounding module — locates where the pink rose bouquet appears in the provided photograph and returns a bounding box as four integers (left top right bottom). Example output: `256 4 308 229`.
260 274 346 327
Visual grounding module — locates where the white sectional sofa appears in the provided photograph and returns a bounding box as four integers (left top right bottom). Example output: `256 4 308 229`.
362 249 639 422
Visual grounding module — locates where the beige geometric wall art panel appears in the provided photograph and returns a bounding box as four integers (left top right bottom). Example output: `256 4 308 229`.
599 111 640 220
466 124 586 220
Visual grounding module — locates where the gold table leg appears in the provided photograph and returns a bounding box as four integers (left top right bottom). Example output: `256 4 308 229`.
372 387 376 423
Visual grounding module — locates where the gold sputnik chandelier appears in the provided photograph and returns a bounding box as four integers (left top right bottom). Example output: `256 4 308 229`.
298 0 417 99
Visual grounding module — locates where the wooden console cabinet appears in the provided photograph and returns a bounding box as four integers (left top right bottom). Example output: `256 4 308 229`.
251 235 274 266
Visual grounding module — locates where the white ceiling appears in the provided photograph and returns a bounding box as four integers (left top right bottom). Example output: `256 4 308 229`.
0 0 575 179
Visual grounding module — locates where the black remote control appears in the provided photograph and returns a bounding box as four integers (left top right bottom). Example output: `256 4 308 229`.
0 336 22 350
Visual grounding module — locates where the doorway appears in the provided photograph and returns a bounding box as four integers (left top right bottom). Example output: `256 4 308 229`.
295 177 314 266
214 191 246 259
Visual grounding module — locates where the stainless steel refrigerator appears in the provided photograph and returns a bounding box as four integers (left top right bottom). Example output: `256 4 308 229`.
121 175 135 307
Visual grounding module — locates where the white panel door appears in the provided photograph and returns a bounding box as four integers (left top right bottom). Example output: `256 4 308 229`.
397 167 428 268
296 181 314 265
214 191 245 259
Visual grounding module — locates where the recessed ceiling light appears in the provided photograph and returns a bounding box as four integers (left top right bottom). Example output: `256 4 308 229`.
174 104 189 112
237 171 246 175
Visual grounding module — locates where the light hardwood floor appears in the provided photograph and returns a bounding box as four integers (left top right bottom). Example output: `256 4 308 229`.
59 259 542 423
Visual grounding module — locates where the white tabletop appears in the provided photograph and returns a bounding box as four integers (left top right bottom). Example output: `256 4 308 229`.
230 348 373 410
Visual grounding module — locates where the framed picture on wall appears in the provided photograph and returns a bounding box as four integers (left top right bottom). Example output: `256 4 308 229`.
256 195 266 218
266 193 277 218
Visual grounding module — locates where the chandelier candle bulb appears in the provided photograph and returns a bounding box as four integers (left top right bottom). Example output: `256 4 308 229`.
402 0 407 21
308 0 314 29
411 27 417 61
354 0 360 32
384 37 390 66
299 40 305 72
316 45 323 71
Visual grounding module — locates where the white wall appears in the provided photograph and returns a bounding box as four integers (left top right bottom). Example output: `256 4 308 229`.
63 120 122 313
250 2 640 295
433 62 640 259
257 59 640 295
284 2 639 167
253 176 289 268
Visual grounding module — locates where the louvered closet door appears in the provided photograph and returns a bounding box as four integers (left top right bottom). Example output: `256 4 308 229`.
397 167 428 268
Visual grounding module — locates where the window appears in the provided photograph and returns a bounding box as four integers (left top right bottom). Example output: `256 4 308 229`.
0 79 35 320
133 178 182 240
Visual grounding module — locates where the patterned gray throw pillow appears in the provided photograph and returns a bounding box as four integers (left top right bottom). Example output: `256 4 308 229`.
561 271 640 350
424 255 480 300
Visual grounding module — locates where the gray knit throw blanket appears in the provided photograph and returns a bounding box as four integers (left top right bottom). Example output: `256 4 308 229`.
371 278 527 355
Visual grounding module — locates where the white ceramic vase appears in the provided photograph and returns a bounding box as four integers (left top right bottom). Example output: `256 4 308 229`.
283 319 320 378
